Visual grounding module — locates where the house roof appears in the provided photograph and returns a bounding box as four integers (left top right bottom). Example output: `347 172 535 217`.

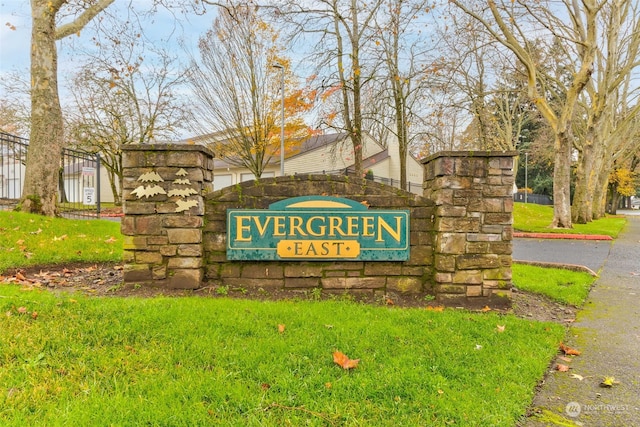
208 132 384 170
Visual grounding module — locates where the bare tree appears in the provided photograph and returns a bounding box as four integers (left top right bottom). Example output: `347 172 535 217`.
0 71 31 136
372 0 436 190
573 0 640 222
67 23 190 205
450 0 603 229
20 0 115 215
188 2 299 178
277 0 385 179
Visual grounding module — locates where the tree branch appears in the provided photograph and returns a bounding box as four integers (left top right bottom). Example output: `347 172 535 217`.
55 0 115 40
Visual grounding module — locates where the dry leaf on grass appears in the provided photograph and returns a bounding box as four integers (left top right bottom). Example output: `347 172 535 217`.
556 364 570 372
333 350 360 370
277 324 286 334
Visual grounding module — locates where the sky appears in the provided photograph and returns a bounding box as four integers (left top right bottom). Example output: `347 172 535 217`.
0 1 218 139
0 1 215 90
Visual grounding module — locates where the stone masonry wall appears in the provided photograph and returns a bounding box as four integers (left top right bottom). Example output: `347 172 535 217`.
121 144 214 289
422 151 517 307
203 175 435 298
121 145 517 308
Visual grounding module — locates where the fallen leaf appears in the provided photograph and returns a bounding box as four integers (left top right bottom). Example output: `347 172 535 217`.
560 343 581 356
558 356 572 363
260 383 271 391
15 272 27 281
333 350 360 370
24 252 34 259
17 306 27 314
31 311 38 319
16 239 25 245
385 297 394 306
277 324 286 334
600 376 619 387
53 234 68 241
324 382 332 389
570 374 584 381
481 306 492 312
475 344 483 350
496 325 506 333
30 228 42 235
556 364 570 372
426 305 444 312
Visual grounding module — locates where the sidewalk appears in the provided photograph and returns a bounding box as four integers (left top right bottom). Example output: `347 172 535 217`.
521 216 640 426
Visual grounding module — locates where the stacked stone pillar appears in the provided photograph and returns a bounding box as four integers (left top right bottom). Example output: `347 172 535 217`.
423 151 517 306
121 144 214 289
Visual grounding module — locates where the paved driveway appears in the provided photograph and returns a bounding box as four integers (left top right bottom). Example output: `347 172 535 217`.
512 238 612 273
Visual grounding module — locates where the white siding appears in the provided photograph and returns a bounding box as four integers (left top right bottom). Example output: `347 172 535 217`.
285 135 384 176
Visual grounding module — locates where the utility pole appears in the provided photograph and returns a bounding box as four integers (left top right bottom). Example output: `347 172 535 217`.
272 63 285 176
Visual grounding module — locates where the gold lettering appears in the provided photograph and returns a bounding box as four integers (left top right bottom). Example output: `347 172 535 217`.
289 216 307 237
362 216 375 237
306 216 326 236
235 216 252 242
253 216 272 237
328 216 346 237
273 216 286 236
346 216 359 236
376 216 402 242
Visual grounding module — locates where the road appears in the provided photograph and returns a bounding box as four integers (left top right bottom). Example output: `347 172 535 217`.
513 209 640 273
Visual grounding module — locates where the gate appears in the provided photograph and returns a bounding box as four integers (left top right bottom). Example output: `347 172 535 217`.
0 132 28 211
59 148 101 219
0 132 101 218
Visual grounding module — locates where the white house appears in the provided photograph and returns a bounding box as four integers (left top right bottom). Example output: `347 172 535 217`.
187 132 424 194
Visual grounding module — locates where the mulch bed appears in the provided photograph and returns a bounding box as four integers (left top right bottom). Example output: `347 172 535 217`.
2 262 577 324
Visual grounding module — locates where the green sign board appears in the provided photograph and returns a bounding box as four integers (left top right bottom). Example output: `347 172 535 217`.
227 196 410 261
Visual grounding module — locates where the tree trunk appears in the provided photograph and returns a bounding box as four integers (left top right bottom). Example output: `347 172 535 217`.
572 128 604 223
592 167 609 219
21 1 63 216
551 132 573 228
58 166 68 203
609 188 620 215
107 168 120 206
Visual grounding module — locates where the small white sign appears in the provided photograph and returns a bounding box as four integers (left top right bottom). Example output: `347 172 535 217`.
82 167 96 177
83 187 96 205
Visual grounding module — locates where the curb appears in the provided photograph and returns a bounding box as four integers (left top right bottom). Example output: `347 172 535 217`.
513 260 598 276
513 232 612 241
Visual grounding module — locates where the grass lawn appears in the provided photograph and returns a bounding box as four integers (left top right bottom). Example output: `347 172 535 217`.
0 284 565 426
513 202 627 238
512 264 595 306
0 210 591 425
0 211 122 273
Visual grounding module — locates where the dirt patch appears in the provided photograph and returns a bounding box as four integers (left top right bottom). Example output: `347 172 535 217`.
2 262 577 324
